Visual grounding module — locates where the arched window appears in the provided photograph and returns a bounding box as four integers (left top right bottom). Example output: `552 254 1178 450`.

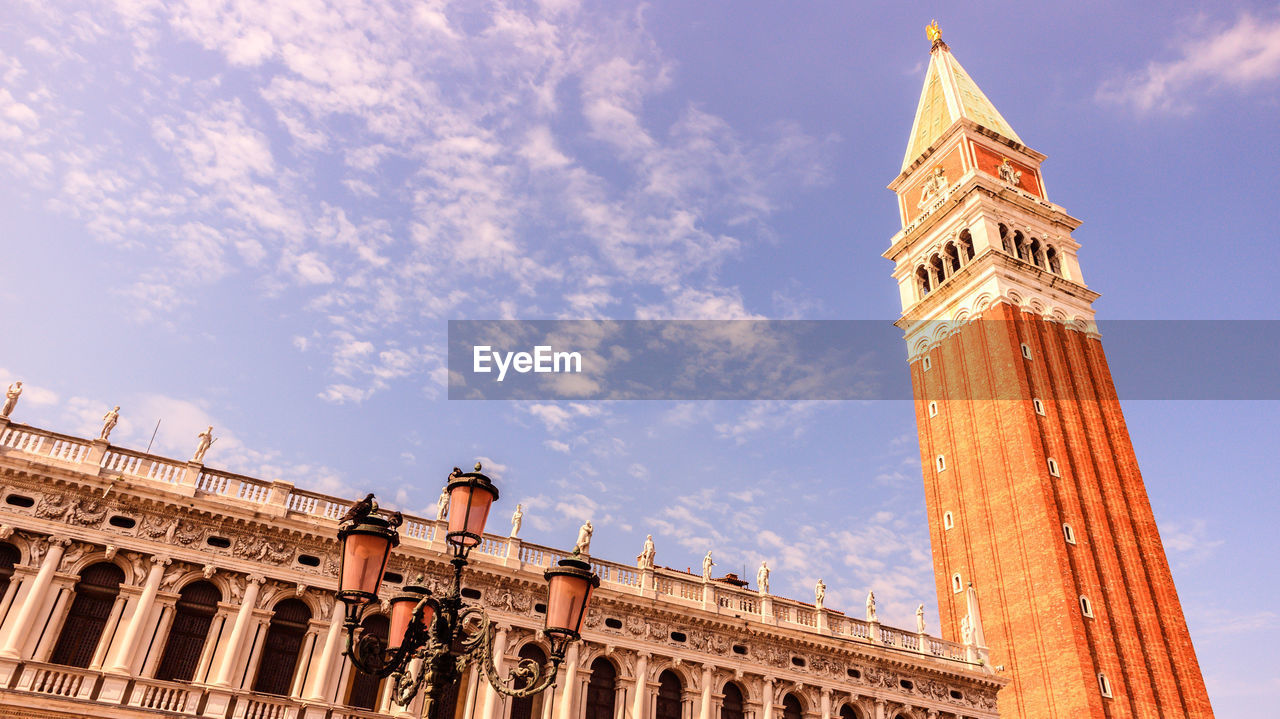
944 243 961 274
930 254 946 285
155 581 221 682
1029 238 1044 267
783 694 803 719
960 230 975 261
720 682 745 719
347 614 389 709
511 644 551 719
916 266 931 297
838 705 861 719
656 670 683 719
1013 231 1027 261
0 542 20 599
252 598 312 696
999 224 1012 254
50 562 125 668
1046 247 1061 275
586 658 617 719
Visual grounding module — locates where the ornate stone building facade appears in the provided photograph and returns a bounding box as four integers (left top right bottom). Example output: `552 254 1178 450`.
885 26 1213 719
0 416 1002 719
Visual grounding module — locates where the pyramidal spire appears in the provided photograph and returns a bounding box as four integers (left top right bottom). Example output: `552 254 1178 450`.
902 22 1022 172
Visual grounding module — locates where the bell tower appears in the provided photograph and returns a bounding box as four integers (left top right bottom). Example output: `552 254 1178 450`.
885 23 1214 719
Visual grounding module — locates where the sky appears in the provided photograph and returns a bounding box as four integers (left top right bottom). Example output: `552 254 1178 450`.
2 0 1279 714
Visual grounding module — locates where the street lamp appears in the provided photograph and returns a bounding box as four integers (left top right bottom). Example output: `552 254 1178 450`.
335 464 600 716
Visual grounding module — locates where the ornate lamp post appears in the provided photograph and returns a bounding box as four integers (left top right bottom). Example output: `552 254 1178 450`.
335 464 600 716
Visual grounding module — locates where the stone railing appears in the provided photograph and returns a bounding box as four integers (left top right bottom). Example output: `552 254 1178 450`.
0 659 388 719
14 661 98 699
0 421 977 667
126 676 203 713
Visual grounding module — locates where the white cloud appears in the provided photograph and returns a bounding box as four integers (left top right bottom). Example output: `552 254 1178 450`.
1099 13 1280 113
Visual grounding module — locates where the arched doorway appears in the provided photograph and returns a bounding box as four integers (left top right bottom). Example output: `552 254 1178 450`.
155 580 221 681
252 598 311 695
510 644 549 719
585 657 617 719
782 694 803 719
347 614 389 709
656 670 683 719
49 562 124 668
720 682 745 719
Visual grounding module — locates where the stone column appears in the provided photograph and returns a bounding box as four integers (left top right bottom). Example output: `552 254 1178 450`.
289 625 321 697
480 625 510 719
0 574 20 629
107 555 169 673
630 651 649 719
873 699 886 719
556 642 581 719
304 603 345 701
698 665 713 719
760 678 773 719
819 689 831 719
89 593 128 669
0 538 67 659
211 575 263 687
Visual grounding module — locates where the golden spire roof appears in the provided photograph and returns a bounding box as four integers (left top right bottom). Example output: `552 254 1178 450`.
901 29 1022 172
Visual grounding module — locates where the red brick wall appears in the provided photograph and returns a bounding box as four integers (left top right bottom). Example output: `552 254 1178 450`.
970 143 1042 197
910 303 1213 719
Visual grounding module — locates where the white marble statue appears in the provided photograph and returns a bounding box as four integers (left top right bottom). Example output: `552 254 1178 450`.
916 604 926 634
960 614 973 645
865 591 877 622
192 425 216 463
435 487 450 521
757 561 770 595
637 534 655 569
998 158 1022 187
701 551 714 580
815 579 826 610
2 382 22 418
573 520 593 555
509 503 523 537
100 406 120 441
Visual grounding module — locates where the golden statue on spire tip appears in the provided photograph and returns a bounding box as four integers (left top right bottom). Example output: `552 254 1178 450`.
926 20 946 50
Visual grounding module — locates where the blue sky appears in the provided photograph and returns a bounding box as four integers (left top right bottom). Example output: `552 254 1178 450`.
2 1 1279 714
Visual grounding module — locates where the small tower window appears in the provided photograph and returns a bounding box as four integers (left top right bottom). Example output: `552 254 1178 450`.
960 230 975 261
1046 247 1061 275
922 355 932 372
1047 458 1060 476
936 455 947 472
999 224 1012 254
1080 595 1094 617
1021 343 1033 360
916 266 932 297
1063 523 1076 544
951 573 963 593
928 401 938 417
1013 231 1027 260
943 511 954 530
1098 673 1112 698
1033 398 1046 415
